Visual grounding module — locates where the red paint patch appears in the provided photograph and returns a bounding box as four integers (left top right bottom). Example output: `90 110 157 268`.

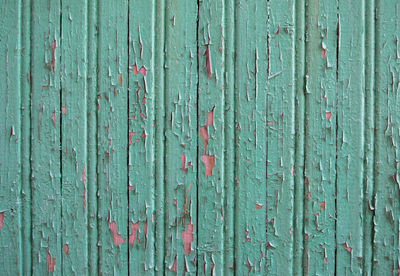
320 201 326 210
108 221 125 247
181 153 186 174
144 219 148 249
132 64 138 75
255 204 262 209
245 230 251 241
63 244 69 255
321 47 326 58
170 256 177 272
201 155 215 177
118 74 122 85
343 242 352 253
204 45 211 78
62 106 66 114
50 40 56 72
129 131 135 146
268 121 273 126
129 222 140 248
0 212 3 230
139 66 147 76
200 126 209 154
326 112 332 121
182 220 193 254
206 107 214 126
51 111 56 126
81 166 86 185
47 252 56 272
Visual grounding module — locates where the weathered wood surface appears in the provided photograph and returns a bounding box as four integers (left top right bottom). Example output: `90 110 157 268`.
0 0 399 275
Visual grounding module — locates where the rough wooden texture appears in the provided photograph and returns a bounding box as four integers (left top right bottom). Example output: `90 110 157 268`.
1 0 400 275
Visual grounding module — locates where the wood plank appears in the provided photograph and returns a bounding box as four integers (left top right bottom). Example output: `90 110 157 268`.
97 1 129 274
87 0 98 273
293 0 306 273
197 0 225 274
265 0 296 274
373 1 400 274
163 1 198 274
154 0 166 274
223 0 236 273
303 0 338 274
362 0 375 274
128 0 156 274
336 0 365 274
0 0 22 274
30 0 62 274
234 0 269 274
60 1 88 274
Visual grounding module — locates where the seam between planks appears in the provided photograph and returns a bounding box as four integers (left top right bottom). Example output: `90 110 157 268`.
195 0 200 274
334 1 339 275
127 0 130 274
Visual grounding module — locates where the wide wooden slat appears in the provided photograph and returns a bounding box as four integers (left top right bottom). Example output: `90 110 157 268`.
303 0 338 274
30 0 62 274
97 1 129 274
0 1 22 274
163 1 198 274
197 0 226 274
60 1 88 274
265 0 296 274
373 1 400 274
234 0 269 274
128 0 156 274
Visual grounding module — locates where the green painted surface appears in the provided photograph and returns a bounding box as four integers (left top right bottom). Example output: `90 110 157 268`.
0 0 399 275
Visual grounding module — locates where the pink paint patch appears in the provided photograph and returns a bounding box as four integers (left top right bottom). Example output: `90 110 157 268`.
47 253 56 272
200 126 209 154
170 256 177 272
0 212 3 230
326 111 332 121
62 106 66 114
129 131 135 146
50 40 56 72
321 47 326 58
81 166 86 185
291 166 294 176
181 152 186 174
182 220 193 255
201 155 215 177
129 222 140 248
268 121 273 126
108 221 125 247
204 45 211 78
343 242 352 253
63 244 69 255
51 111 56 126
206 107 214 126
139 66 147 76
132 64 138 75
144 219 148 249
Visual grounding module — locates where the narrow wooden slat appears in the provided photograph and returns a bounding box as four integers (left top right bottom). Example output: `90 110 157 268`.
87 0 98 273
265 0 296 274
303 0 338 274
373 1 400 274
60 1 88 274
154 0 166 274
336 0 365 274
97 1 129 274
223 0 236 273
293 0 306 273
163 1 198 274
128 0 156 273
20 0 32 273
234 0 269 274
0 0 22 274
30 0 62 273
197 0 225 274
362 0 375 274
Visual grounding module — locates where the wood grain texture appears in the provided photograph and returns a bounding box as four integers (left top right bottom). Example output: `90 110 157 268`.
0 1 399 275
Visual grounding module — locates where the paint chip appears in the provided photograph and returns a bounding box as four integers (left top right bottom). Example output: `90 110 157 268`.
201 155 215 177
108 221 125 247
47 253 56 272
182 220 193 255
129 222 139 248
0 212 4 230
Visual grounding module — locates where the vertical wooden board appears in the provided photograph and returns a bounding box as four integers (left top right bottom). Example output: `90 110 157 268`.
303 0 338 275
87 0 98 273
362 0 375 274
20 0 32 273
97 1 129 274
197 0 225 274
0 0 22 274
293 0 306 274
128 0 156 274
223 0 236 272
234 0 268 274
373 1 400 274
154 0 166 274
336 0 365 274
164 1 198 274
30 0 61 274
60 1 88 274
265 0 296 274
